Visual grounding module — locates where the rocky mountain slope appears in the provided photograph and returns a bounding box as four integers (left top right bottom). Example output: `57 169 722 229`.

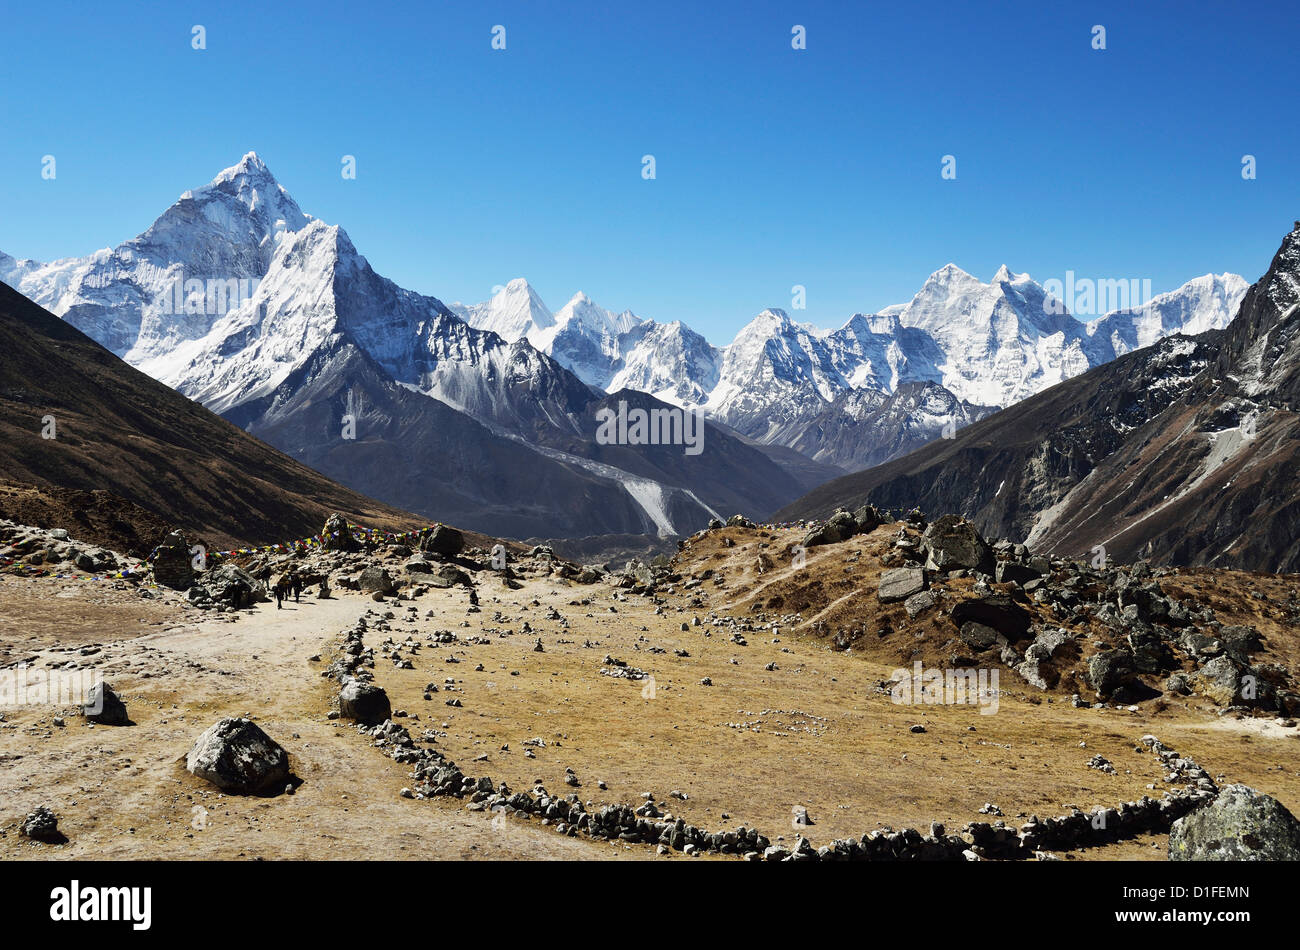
776 222 1300 574
0 280 419 551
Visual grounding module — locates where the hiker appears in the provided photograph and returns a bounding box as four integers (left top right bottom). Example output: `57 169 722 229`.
274 579 285 609
290 572 301 603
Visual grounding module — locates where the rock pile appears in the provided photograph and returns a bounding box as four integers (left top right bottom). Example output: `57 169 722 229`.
20 805 61 842
874 516 1296 712
0 520 141 578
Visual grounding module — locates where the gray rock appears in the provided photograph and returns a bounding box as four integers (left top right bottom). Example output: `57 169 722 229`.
422 524 465 557
879 567 927 603
1189 654 1245 706
1170 784 1300 861
358 566 395 594
802 522 843 548
994 561 1041 586
903 589 939 618
1087 648 1136 698
339 680 393 725
950 594 1031 640
959 621 1002 651
1165 672 1192 695
852 505 881 534
83 682 130 725
921 516 994 574
185 717 290 794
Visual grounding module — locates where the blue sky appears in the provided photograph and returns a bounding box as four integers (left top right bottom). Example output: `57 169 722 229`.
1 0 1296 341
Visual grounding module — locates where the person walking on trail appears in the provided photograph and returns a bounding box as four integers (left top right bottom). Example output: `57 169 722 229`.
274 580 285 610
292 574 302 603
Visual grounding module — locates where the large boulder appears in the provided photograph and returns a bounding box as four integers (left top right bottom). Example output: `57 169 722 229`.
339 680 392 725
878 567 927 603
357 566 395 594
921 516 994 575
1170 784 1300 861
1218 625 1262 665
826 509 857 537
185 718 290 794
422 524 465 558
1127 628 1172 674
430 564 473 588
404 557 433 575
801 523 840 548
853 505 881 534
1189 654 1244 706
1189 655 1275 708
83 682 130 726
1087 648 1137 698
958 621 1002 651
950 594 1031 640
994 560 1041 586
151 530 194 591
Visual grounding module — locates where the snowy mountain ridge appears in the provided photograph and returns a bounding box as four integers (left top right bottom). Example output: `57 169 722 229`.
0 152 1249 483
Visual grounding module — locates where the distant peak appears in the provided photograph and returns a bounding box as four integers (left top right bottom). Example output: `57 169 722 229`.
737 308 792 335
926 262 979 286
238 151 267 171
210 151 277 187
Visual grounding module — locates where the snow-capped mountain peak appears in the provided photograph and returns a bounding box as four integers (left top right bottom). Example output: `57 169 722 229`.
451 277 554 342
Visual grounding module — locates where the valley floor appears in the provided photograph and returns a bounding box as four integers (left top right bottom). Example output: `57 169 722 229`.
2 530 1298 861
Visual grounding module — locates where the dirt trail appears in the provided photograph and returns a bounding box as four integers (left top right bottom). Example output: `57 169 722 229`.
1 585 620 860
